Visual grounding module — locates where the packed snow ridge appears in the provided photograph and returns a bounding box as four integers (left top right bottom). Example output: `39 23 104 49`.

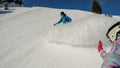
0 7 119 48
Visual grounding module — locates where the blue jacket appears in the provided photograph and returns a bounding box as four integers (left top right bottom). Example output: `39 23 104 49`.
56 15 72 25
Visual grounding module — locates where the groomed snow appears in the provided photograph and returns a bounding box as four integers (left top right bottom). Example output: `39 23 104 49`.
0 7 120 68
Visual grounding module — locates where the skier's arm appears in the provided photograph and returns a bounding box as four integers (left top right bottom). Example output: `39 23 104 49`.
110 43 117 52
54 18 62 26
100 50 108 61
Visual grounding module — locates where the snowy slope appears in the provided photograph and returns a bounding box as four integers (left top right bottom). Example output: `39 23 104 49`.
0 7 120 68
113 16 120 21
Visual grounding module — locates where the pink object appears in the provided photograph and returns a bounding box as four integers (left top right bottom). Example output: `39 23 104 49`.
98 40 103 52
115 39 120 44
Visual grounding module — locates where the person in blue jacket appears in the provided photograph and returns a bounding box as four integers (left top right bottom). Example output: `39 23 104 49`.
54 11 72 26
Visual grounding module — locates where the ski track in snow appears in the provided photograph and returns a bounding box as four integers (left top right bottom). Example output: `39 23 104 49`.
0 7 120 68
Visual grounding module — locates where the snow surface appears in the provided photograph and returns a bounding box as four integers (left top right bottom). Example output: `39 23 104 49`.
0 7 120 68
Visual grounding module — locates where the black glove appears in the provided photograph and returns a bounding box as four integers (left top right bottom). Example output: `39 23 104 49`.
54 24 57 26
